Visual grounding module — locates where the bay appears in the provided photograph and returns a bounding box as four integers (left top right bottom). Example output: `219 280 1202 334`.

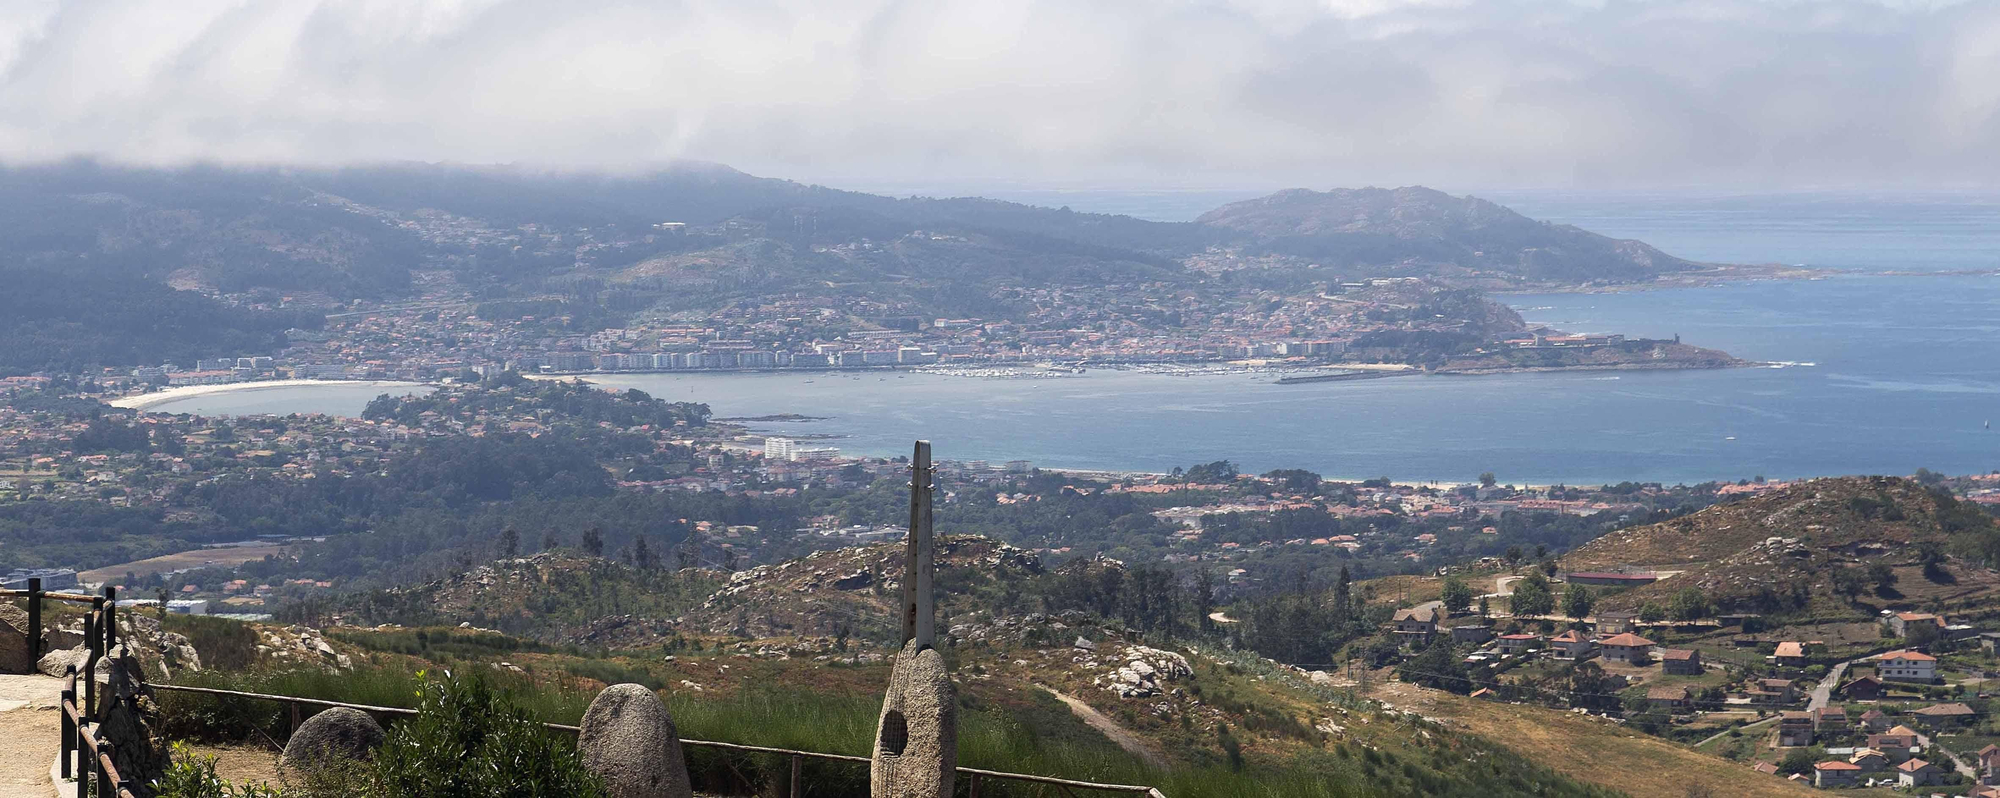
136 193 2000 485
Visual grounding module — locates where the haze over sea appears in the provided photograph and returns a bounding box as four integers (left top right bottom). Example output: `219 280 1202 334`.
141 192 2000 486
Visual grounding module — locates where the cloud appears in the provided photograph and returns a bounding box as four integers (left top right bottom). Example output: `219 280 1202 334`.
0 0 1996 188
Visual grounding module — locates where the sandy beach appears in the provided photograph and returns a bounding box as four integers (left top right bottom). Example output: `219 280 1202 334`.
108 379 434 411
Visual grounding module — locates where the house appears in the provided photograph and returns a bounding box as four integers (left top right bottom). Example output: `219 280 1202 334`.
1495 633 1541 655
1898 758 1940 787
1885 611 1944 637
1849 748 1889 772
1841 675 1886 701
1752 761 1780 776
1866 725 1922 761
1392 606 1439 644
1595 611 1638 635
1813 760 1862 788
1749 678 1799 705
1978 744 2000 784
1777 711 1816 747
1598 632 1656 664
1858 709 1891 731
1646 685 1692 712
1772 640 1807 667
1979 631 2000 655
1450 623 1494 644
1911 702 1975 728
1660 648 1703 675
1876 649 1939 683
1816 706 1849 732
1550 629 1596 660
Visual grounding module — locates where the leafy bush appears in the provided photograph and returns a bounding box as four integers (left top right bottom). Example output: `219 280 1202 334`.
152 742 282 798
370 671 605 798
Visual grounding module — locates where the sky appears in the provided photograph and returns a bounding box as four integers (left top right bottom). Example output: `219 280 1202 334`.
1 0 1998 191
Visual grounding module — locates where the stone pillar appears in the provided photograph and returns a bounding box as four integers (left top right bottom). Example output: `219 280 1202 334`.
870 642 955 798
902 441 936 650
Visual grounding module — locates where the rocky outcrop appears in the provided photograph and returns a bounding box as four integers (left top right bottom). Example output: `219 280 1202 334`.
0 604 36 673
1094 645 1194 699
871 645 956 798
257 625 351 671
95 650 167 797
577 683 692 798
282 707 385 774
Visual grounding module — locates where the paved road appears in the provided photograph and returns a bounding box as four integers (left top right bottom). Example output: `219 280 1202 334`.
1915 730 1978 779
1806 659 1856 713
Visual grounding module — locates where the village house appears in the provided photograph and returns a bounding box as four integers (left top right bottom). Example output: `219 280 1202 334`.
1849 748 1889 773
1772 640 1807 667
1595 611 1638 635
1660 648 1703 675
1749 678 1799 705
1876 650 1939 683
1598 632 1655 664
1866 725 1923 761
1495 633 1541 655
1911 702 1975 728
1391 606 1438 645
1646 685 1692 712
1815 705 1848 733
1979 744 2000 786
1450 623 1494 645
1777 711 1816 747
1898 758 1940 787
1813 760 1862 789
1550 629 1596 660
1858 709 1891 732
1841 676 1886 701
1886 611 1945 637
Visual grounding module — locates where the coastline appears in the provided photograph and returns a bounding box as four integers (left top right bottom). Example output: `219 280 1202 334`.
108 379 435 411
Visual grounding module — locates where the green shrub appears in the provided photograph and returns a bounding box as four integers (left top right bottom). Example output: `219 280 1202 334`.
152 742 282 798
370 671 605 798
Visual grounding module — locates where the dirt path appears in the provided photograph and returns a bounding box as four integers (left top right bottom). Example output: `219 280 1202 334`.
0 674 63 798
1038 686 1170 771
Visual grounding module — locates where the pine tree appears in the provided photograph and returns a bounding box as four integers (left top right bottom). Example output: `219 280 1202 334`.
633 536 656 571
580 527 604 557
498 528 520 559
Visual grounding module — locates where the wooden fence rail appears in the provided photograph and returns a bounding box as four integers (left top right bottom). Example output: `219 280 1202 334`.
149 683 1168 797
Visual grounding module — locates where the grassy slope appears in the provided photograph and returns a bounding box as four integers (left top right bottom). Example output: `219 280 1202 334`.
1367 681 1817 798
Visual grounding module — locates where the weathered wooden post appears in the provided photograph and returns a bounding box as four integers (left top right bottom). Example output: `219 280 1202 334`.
83 608 97 723
27 577 41 661
872 441 956 798
103 585 117 653
60 675 74 781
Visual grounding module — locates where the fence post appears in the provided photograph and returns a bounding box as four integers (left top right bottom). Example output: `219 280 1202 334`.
74 723 87 798
26 577 40 661
968 772 981 798
103 585 117 653
290 701 302 735
82 609 97 722
97 739 115 798
59 677 73 781
790 753 802 797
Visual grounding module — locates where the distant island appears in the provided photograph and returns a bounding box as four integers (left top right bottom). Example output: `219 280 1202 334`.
0 162 1761 385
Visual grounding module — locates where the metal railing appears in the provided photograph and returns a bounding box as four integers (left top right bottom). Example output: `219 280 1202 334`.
149 682 1167 797
1 580 140 798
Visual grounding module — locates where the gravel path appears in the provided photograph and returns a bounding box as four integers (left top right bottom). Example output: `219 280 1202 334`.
0 674 63 798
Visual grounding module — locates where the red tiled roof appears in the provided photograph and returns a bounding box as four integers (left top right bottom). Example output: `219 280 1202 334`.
1660 648 1696 660
1815 761 1861 771
1774 641 1805 657
1599 632 1655 647
1879 649 1937 662
1897 758 1934 772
